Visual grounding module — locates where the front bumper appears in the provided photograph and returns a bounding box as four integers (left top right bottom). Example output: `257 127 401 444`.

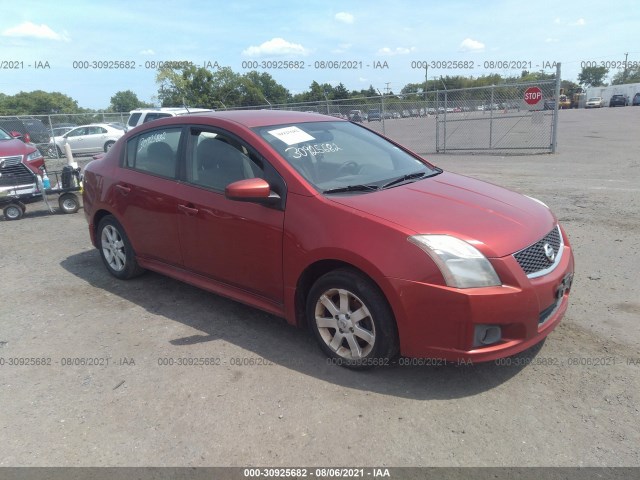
388 242 574 362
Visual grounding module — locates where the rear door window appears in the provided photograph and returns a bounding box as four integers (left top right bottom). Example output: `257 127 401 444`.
125 127 183 179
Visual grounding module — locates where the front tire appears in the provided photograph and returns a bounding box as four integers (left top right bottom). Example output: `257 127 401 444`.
97 215 144 279
104 141 115 152
306 269 398 369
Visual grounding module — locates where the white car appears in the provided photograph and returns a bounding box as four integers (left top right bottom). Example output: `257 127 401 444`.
126 107 213 132
52 123 125 155
585 97 605 108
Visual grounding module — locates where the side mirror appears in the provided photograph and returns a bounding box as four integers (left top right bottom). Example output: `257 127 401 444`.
225 178 280 205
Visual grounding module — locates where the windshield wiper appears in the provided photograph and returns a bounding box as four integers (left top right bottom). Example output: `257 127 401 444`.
323 184 379 194
381 171 428 189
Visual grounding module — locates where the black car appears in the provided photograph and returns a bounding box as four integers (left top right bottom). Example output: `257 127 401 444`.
609 94 629 107
367 109 381 122
632 93 640 106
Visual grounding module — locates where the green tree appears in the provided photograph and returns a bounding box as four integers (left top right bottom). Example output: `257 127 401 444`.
156 65 218 108
577 66 609 87
109 90 151 112
332 83 350 100
0 90 79 115
242 71 290 105
611 65 640 85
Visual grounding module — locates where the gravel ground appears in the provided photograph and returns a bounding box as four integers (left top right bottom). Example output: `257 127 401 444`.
0 106 639 467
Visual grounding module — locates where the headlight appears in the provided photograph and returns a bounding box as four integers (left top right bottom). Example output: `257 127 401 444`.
408 235 501 288
26 150 42 161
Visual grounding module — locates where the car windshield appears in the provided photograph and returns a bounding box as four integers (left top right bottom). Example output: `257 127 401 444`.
254 121 440 193
588 98 600 101
0 128 11 140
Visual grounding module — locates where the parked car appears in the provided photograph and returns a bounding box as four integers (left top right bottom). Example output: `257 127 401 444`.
0 126 45 174
367 109 381 122
83 110 574 369
0 117 30 141
51 126 75 137
126 107 212 132
609 94 629 107
585 97 605 108
543 99 556 110
19 118 50 145
633 93 640 106
52 123 125 155
348 110 363 122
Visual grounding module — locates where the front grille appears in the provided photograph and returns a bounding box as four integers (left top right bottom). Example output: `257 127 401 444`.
0 155 23 167
0 160 36 188
513 226 562 277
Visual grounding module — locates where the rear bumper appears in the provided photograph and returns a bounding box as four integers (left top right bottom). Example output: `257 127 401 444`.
387 243 574 362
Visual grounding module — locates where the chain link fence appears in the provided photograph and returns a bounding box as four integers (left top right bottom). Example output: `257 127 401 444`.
0 112 127 159
2 73 560 159
434 79 559 153
226 76 560 155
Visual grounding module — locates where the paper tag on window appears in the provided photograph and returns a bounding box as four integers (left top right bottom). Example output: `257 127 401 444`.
267 126 315 146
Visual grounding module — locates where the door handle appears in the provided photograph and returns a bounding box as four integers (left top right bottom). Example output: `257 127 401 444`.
178 204 199 215
115 184 131 195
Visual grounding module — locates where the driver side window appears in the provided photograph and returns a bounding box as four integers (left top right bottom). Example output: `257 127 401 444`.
187 130 263 191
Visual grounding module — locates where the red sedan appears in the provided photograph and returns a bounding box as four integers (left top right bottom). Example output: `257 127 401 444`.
82 110 574 368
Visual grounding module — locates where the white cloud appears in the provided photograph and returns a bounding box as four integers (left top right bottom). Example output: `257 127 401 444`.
570 18 586 26
332 43 352 54
140 49 155 55
459 38 485 52
1 21 70 41
335 12 354 24
545 38 559 43
242 37 308 57
377 46 416 56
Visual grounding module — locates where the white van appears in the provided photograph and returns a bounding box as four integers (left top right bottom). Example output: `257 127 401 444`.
126 107 213 132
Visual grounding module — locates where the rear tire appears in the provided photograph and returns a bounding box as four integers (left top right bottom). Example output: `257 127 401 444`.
306 268 398 369
96 215 144 279
104 141 115 152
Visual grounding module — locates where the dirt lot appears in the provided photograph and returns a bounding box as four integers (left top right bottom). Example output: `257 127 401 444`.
1 107 639 467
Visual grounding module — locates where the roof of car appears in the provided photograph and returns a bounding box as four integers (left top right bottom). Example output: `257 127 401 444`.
174 109 342 128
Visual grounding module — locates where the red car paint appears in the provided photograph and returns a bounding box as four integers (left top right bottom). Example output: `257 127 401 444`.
0 128 45 173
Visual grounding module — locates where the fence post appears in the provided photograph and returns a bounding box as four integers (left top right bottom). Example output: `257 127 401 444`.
435 90 440 152
489 85 494 149
381 93 386 135
443 90 447 152
551 63 561 153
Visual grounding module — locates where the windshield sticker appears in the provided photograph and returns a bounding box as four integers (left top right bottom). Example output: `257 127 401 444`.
285 143 342 159
268 126 315 146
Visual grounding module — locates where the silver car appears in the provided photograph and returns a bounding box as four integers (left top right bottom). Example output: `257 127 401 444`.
52 123 125 155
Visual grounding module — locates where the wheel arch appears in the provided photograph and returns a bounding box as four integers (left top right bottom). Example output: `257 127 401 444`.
91 208 116 245
293 258 396 332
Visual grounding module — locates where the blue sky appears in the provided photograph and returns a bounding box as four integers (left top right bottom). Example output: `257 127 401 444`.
1 0 639 109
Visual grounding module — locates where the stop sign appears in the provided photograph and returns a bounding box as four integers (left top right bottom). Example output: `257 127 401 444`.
524 86 543 105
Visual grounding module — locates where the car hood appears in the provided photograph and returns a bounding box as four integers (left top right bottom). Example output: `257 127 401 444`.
0 138 37 157
326 171 556 258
